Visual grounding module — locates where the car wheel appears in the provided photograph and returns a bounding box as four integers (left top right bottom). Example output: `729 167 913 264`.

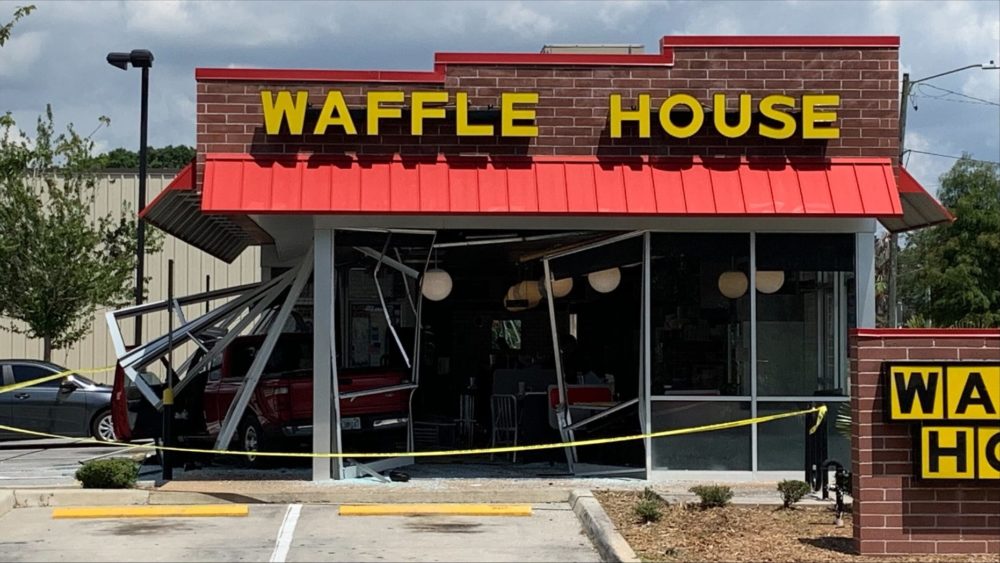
91 410 116 442
238 417 266 467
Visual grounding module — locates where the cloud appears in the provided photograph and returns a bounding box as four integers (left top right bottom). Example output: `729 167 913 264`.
487 1 559 38
0 0 995 170
0 29 46 78
122 0 336 48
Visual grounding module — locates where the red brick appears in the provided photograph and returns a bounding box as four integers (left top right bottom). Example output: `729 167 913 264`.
908 348 959 360
959 348 1000 360
858 540 886 554
886 540 935 554
860 528 907 540
937 541 988 554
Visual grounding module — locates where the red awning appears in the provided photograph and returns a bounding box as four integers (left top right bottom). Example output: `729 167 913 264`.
141 163 265 262
878 167 954 233
201 154 903 218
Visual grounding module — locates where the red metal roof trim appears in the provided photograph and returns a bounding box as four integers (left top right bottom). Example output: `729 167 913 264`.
434 51 674 66
661 35 900 48
196 51 675 83
196 68 446 84
852 328 1000 338
201 154 902 219
139 162 194 219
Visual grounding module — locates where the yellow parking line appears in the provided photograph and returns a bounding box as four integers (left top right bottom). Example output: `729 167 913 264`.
339 503 532 516
52 504 249 519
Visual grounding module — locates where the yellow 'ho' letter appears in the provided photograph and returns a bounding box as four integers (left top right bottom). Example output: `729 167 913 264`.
713 93 753 138
456 92 494 136
609 94 650 138
658 94 704 138
411 91 449 135
758 94 797 140
313 90 357 135
261 90 309 135
501 93 539 137
366 91 405 136
802 94 840 139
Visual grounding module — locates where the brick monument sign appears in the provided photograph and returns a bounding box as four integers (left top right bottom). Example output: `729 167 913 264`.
851 328 1000 556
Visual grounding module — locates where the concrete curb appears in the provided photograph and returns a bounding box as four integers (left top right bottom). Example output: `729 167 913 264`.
4 487 572 507
570 490 639 563
13 489 149 508
0 490 14 517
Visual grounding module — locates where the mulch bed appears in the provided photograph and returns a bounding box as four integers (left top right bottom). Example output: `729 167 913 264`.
595 490 997 562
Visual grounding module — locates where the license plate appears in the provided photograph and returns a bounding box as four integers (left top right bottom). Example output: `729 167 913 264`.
341 417 361 430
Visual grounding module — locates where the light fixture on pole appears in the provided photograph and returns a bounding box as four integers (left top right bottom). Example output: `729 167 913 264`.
890 60 998 327
107 49 154 347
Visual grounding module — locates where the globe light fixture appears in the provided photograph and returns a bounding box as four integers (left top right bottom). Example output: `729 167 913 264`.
587 267 621 294
541 275 573 299
421 269 453 301
718 271 749 299
504 280 543 312
756 270 785 294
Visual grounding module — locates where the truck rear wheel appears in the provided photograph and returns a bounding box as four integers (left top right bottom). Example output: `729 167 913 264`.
238 417 267 467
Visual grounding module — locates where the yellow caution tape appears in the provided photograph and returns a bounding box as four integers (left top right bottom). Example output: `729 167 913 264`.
0 366 115 395
0 404 827 459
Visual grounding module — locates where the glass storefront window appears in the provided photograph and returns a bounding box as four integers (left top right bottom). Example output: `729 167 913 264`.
650 234 751 397
756 401 851 470
651 401 752 470
756 234 855 397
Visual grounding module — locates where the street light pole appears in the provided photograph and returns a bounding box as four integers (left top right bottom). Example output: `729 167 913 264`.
107 49 154 347
889 61 998 327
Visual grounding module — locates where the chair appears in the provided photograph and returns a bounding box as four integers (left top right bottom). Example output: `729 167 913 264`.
490 394 518 462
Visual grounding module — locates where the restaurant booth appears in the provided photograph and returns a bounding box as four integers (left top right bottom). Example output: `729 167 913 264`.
124 35 952 481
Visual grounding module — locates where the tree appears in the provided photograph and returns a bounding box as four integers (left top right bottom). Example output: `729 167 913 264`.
898 157 1000 327
0 108 158 360
0 5 34 47
94 145 195 169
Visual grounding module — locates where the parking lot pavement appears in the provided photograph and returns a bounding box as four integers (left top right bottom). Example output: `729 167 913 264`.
0 504 601 562
0 440 144 487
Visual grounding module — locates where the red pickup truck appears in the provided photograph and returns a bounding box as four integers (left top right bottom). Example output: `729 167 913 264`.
112 333 410 461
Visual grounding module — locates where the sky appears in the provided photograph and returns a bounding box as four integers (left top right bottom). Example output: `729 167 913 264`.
1 0 998 193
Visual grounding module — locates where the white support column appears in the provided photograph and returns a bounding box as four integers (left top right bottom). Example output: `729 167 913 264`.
214 248 314 451
855 231 876 328
543 258 575 472
641 232 653 479
313 229 344 481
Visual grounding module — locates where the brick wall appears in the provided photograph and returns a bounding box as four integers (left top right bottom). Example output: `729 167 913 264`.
851 329 1000 556
195 42 899 187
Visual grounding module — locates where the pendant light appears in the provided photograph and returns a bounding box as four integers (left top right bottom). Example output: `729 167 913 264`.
587 267 621 294
755 271 785 294
421 249 453 301
718 271 748 299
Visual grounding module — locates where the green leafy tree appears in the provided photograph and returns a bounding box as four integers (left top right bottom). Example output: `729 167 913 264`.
95 145 195 169
0 108 159 360
0 5 34 47
899 158 1000 327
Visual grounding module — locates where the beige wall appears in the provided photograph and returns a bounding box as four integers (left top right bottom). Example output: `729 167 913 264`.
0 171 261 383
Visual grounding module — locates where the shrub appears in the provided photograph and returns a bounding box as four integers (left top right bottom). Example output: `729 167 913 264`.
634 498 662 523
642 486 659 502
689 485 733 508
777 479 812 509
75 458 138 489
